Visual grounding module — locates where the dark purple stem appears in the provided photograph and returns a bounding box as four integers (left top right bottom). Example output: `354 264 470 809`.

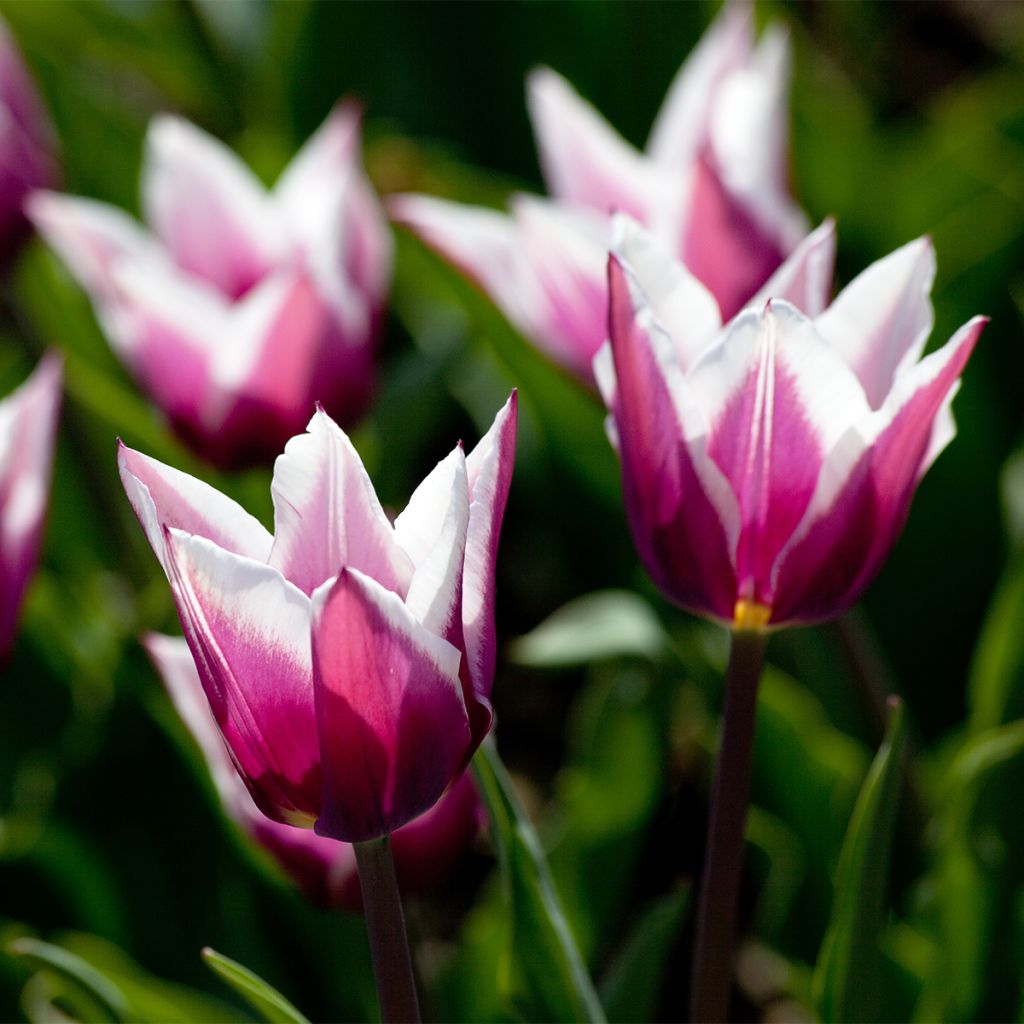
353 834 421 1024
690 628 767 1023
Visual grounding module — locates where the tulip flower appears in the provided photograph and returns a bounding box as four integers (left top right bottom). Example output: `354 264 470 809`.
0 353 61 656
29 103 390 469
392 2 805 387
145 632 482 913
600 215 985 1021
599 215 985 630
0 18 58 257
120 392 515 841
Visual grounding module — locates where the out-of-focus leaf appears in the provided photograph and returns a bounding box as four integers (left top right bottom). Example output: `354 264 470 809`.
202 948 309 1024
471 737 606 1023
6 933 250 1024
968 551 1024 733
745 807 807 942
598 886 689 1024
508 590 667 668
813 699 907 1022
913 720 1024 1022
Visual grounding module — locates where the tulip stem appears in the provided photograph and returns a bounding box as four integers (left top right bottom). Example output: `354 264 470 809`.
690 628 767 1023
353 834 421 1024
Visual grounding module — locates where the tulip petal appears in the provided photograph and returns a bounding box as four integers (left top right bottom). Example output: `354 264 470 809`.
395 445 470 643
143 116 284 300
164 529 320 825
612 213 721 371
311 567 468 843
646 1 752 168
463 391 518 708
268 408 413 597
749 218 836 317
690 300 870 602
815 237 935 408
770 316 985 623
608 253 738 620
118 442 273 569
0 352 61 651
527 66 653 220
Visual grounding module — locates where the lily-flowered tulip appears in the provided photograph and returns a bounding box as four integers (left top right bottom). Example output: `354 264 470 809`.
392 2 805 386
120 394 516 843
145 632 482 912
29 104 390 469
599 216 985 629
0 353 61 654
0 18 58 256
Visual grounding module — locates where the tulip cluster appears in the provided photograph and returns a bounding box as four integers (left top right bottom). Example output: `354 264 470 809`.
31 104 390 469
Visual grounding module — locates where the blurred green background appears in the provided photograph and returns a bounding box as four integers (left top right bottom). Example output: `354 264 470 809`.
1 1 1024 1021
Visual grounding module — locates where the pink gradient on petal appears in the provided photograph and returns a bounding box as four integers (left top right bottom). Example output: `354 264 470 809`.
608 256 736 621
311 569 469 843
680 155 786 322
770 317 985 624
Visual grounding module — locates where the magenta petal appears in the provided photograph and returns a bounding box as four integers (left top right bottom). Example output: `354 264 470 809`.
311 568 470 843
0 352 61 653
608 254 736 620
679 154 786 322
770 316 985 623
163 530 321 826
462 392 518 715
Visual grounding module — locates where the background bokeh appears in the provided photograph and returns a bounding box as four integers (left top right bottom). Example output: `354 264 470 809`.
2 1 1024 1021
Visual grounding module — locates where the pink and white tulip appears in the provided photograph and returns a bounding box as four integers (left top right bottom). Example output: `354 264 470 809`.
392 2 805 387
599 215 985 629
120 393 516 842
0 18 58 257
0 353 61 654
145 632 482 912
29 104 390 469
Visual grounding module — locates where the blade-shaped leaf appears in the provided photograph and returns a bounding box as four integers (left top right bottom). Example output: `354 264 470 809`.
202 948 310 1024
813 698 907 1022
471 736 606 1023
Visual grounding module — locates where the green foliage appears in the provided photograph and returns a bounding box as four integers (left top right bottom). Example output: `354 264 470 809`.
202 948 310 1024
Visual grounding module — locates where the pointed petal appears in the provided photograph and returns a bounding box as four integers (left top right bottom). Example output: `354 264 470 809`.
268 408 413 597
0 352 61 651
749 218 836 316
607 252 737 620
142 115 283 299
612 213 721 370
164 530 319 825
462 392 517 711
689 300 870 604
311 567 469 843
647 2 753 167
395 445 470 643
118 442 273 570
678 155 788 321
771 316 985 623
815 237 936 408
527 66 653 219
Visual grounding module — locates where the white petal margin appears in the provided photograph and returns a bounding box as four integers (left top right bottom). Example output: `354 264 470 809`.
749 218 836 317
397 446 470 641
815 237 936 409
268 407 413 598
163 529 318 822
118 442 273 570
612 213 721 371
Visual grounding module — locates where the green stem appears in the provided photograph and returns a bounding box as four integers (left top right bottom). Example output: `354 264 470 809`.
353 834 421 1024
689 628 767 1023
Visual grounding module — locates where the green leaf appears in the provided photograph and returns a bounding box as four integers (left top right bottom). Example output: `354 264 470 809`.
507 590 668 668
599 887 689 1023
471 737 606 1023
202 948 310 1024
813 698 908 1022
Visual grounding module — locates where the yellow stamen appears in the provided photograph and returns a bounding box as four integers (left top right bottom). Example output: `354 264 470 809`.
733 599 772 632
